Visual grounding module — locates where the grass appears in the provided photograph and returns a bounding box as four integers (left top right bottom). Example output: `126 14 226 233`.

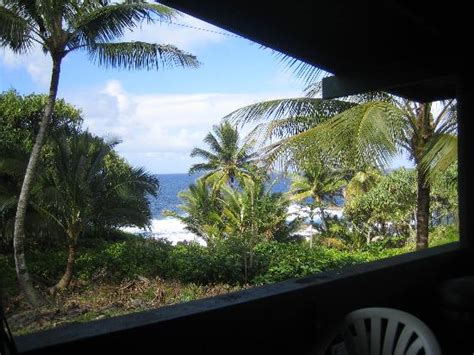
5 277 245 336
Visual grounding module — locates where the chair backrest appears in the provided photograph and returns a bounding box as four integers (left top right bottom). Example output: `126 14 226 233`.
339 307 441 355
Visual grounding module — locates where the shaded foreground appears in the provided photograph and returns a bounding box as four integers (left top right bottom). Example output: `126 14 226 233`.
1 227 457 335
5 277 243 336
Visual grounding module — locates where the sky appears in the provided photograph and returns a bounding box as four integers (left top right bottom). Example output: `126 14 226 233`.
0 6 412 174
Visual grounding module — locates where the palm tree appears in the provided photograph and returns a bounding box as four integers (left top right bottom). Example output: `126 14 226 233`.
38 132 158 292
225 98 356 169
344 168 381 202
163 178 224 247
189 121 257 188
289 160 346 233
221 179 300 282
0 145 65 258
227 91 457 250
0 0 198 305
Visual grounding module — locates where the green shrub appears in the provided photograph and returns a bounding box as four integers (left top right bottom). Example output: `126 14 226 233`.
0 255 17 297
429 225 459 246
3 227 436 294
27 249 69 283
168 240 249 285
251 241 407 284
16 235 174 285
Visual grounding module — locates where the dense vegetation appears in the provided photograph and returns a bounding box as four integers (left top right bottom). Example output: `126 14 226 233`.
0 91 459 335
0 1 460 338
1 91 159 328
0 0 199 307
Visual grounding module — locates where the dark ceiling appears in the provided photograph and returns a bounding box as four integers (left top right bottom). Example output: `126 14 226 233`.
160 0 470 102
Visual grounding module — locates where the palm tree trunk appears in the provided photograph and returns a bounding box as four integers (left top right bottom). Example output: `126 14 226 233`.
53 242 77 291
13 57 62 306
320 207 327 232
416 170 430 250
414 102 433 250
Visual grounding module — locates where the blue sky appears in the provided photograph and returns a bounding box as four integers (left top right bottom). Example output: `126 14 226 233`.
0 8 411 173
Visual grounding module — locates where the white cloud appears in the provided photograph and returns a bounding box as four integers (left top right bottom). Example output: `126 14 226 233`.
66 80 300 173
0 47 52 86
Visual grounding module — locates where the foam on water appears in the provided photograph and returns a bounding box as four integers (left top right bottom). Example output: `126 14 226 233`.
122 217 205 245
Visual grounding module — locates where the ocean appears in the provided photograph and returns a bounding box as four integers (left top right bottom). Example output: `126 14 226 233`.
122 173 342 245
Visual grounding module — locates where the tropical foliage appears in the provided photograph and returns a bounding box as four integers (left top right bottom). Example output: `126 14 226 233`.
0 92 158 294
0 0 198 306
288 159 346 232
164 179 223 246
226 87 457 250
189 121 258 188
344 166 458 244
0 89 460 335
0 91 84 252
167 171 302 282
37 132 158 292
344 168 417 242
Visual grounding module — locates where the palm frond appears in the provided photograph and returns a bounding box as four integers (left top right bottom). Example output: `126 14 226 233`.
273 101 407 170
202 132 223 154
188 163 216 175
225 97 354 127
274 51 323 85
86 138 116 183
0 5 34 52
87 41 199 70
420 133 457 183
190 147 218 161
435 102 458 135
128 167 159 197
263 116 324 142
4 0 44 28
70 2 174 47
0 195 17 213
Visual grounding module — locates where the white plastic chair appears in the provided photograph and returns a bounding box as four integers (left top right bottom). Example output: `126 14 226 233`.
315 307 441 355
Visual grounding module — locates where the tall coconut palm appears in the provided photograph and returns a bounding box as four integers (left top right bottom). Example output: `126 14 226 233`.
38 132 158 292
0 0 198 305
189 121 257 188
227 91 457 250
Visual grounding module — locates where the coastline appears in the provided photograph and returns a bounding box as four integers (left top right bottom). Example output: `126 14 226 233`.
122 203 344 245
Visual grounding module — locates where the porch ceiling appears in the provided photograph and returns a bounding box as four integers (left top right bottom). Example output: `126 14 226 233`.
159 0 470 102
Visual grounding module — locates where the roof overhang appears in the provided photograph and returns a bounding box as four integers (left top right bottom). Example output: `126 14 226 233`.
160 0 469 102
